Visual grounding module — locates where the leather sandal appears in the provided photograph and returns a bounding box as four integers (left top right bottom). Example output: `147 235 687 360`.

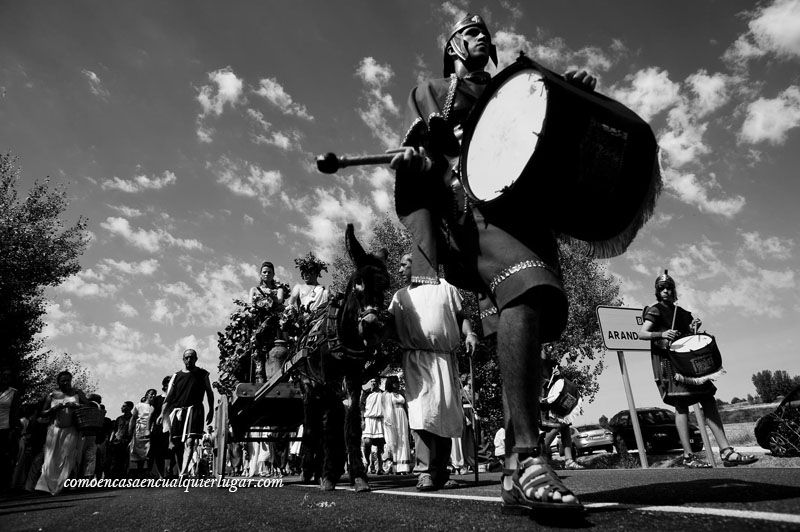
502 457 584 514
681 454 712 468
720 447 758 467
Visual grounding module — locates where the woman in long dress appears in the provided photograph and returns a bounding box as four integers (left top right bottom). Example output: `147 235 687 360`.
382 377 412 474
36 371 86 495
129 389 156 474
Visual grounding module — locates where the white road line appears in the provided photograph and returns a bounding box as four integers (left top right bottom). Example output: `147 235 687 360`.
333 486 800 524
637 505 800 525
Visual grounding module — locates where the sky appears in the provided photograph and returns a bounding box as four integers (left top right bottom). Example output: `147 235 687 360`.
1 0 798 426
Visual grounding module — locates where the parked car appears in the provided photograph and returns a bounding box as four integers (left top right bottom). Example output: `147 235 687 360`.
608 407 704 453
571 424 615 456
547 424 615 457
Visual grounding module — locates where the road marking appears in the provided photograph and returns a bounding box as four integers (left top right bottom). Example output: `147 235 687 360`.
332 486 800 524
637 505 800 525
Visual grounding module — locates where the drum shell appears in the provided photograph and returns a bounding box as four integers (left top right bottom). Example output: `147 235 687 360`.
460 57 658 243
549 378 580 418
668 334 722 378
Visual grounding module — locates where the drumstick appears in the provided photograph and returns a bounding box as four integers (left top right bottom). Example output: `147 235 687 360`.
316 149 407 174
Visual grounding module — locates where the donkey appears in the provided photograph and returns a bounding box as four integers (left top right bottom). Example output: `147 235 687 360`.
297 224 390 492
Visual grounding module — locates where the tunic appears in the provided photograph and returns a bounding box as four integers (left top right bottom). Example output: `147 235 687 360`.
362 391 385 440
36 392 81 495
381 392 412 472
645 302 716 406
388 280 464 438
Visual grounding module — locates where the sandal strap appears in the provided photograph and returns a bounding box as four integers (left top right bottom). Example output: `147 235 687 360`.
517 458 574 502
720 447 734 458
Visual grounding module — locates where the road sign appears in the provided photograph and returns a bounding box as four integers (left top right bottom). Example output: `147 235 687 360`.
596 305 650 352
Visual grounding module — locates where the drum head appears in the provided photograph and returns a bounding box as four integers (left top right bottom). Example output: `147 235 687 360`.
547 378 564 403
670 334 712 353
463 68 547 202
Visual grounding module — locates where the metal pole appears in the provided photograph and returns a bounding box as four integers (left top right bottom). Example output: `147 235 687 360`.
617 351 649 468
469 355 479 484
692 404 717 467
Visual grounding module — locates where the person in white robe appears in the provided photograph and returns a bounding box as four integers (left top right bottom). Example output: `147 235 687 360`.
388 254 478 491
381 376 412 474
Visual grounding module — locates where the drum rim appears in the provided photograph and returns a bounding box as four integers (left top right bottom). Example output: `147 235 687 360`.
459 55 553 204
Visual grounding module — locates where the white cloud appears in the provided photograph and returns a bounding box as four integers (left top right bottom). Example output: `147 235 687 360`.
741 231 795 260
662 169 746 218
117 302 139 317
107 205 144 217
150 298 174 324
101 258 159 276
366 166 394 212
356 57 401 148
724 0 800 65
197 67 244 117
287 186 376 261
611 67 681 122
706 267 795 318
101 170 177 193
209 157 283 207
658 104 710 168
195 67 245 142
100 217 203 253
254 78 313 120
686 70 732 118
739 86 800 145
81 69 110 100
40 300 77 338
247 110 303 150
59 270 117 298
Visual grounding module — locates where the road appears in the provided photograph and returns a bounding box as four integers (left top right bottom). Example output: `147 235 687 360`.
2 468 800 531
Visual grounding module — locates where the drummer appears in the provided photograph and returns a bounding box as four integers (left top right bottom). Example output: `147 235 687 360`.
639 270 757 467
390 13 596 515
540 360 583 470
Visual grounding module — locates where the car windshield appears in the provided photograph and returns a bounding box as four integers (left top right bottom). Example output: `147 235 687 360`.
575 425 602 431
639 410 674 424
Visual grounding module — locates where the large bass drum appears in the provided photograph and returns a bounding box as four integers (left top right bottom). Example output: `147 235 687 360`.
459 55 660 257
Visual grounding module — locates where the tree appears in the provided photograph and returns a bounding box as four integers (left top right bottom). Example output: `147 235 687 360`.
752 370 776 403
746 393 755 405
0 153 89 396
730 397 743 404
772 370 796 398
598 415 609 429
23 351 98 404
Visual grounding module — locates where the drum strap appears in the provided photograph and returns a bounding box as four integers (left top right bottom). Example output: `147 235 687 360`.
443 74 458 122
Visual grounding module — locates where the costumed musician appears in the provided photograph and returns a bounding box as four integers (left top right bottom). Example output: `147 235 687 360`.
389 14 595 514
639 270 756 467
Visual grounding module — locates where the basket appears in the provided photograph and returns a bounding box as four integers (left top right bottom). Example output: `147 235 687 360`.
74 406 104 430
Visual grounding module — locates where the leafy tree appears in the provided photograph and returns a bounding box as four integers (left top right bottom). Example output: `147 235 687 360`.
752 370 776 403
772 370 796 398
746 393 755 404
0 153 89 395
23 351 98 403
598 415 609 429
730 397 743 404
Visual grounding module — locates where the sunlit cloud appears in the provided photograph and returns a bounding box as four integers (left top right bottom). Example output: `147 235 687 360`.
101 171 177 193
739 86 800 145
81 69 110 100
254 78 313 120
356 57 401 149
100 217 203 253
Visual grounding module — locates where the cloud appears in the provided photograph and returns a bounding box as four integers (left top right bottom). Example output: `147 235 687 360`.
117 302 139 317
197 67 244 117
195 66 245 142
741 231 795 260
40 300 77 338
81 69 110 100
286 186 376 261
662 169 746 218
739 86 800 145
100 217 203 252
101 170 177 193
247 108 302 151
100 258 159 276
356 57 401 148
706 267 795 318
611 67 681 122
107 205 144 217
686 70 732 118
254 78 313 120
208 156 283 207
724 0 800 66
59 269 117 298
157 262 253 327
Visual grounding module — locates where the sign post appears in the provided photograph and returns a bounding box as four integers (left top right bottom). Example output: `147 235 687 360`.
692 405 718 467
596 306 651 469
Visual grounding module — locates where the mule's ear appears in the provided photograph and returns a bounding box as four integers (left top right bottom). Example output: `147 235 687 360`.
375 248 389 264
345 223 367 265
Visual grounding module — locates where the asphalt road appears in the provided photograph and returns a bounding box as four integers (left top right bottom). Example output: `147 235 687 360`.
2 468 800 531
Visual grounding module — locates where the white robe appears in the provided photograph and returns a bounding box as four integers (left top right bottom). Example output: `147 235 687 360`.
381 392 412 473
389 280 464 438
362 391 384 439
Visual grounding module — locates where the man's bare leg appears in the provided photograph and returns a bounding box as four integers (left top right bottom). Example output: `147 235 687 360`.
498 300 576 505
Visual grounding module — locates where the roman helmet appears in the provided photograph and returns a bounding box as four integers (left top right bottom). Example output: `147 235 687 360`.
654 269 677 301
442 13 498 76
